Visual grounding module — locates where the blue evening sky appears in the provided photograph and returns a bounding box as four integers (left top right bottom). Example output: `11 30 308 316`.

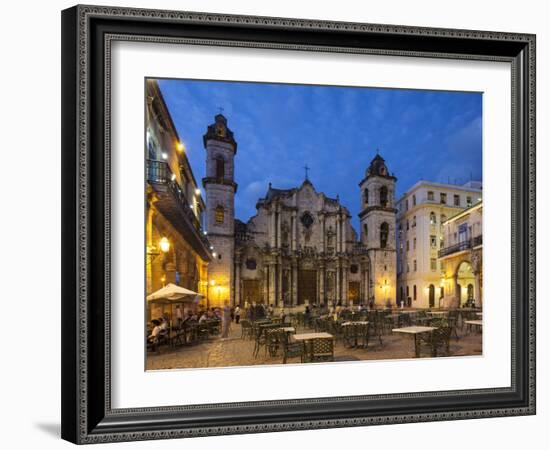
158 79 482 231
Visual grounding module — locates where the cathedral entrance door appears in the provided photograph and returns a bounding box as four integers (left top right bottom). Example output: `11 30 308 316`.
348 281 360 305
298 270 317 305
242 279 261 306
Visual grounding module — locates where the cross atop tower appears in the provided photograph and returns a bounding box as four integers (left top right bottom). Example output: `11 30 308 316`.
303 164 310 180
218 106 224 114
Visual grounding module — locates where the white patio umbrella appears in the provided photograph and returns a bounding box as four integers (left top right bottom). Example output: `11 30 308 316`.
147 283 203 304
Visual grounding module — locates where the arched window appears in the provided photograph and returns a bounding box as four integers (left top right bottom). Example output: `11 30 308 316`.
215 156 225 179
363 223 368 238
380 222 389 248
215 205 225 224
364 188 369 205
380 186 388 207
413 285 417 300
430 211 436 225
412 194 416 206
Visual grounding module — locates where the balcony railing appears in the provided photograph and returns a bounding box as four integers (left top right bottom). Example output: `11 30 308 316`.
472 234 483 247
438 235 482 258
147 159 210 249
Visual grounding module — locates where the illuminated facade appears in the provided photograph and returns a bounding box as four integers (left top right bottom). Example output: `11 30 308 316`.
396 181 482 308
145 80 211 316
438 201 483 308
201 115 397 309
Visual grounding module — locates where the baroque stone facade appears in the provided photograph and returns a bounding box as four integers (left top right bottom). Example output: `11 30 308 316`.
202 115 397 309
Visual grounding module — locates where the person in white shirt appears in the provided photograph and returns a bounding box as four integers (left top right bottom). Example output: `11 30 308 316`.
234 306 241 324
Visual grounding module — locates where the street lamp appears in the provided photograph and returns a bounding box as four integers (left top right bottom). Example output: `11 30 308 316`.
159 237 170 253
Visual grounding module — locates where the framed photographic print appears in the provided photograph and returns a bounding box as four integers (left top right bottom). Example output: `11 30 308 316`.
61 4 536 444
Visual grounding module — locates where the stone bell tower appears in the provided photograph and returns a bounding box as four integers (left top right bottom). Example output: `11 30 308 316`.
358 153 397 307
203 114 237 307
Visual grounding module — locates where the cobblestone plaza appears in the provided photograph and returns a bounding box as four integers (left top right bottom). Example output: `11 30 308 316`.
147 318 482 371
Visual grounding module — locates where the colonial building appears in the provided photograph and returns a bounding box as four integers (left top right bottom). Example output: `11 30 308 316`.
145 80 211 316
438 201 483 308
396 181 482 308
202 115 397 308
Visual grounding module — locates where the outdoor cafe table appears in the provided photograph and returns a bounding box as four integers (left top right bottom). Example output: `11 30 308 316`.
427 311 447 317
293 332 333 341
392 326 437 358
342 321 369 347
464 320 483 333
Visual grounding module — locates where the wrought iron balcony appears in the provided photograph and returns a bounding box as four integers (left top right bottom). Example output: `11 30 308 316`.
438 235 482 258
147 159 211 260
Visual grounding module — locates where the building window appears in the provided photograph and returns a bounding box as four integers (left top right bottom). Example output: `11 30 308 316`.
364 188 369 205
430 258 437 271
414 260 417 271
440 192 447 204
466 196 472 207
428 191 434 201
430 235 437 248
454 194 460 206
215 156 225 179
412 216 416 227
413 238 417 250
430 211 436 225
406 220 410 230
413 285 417 300
380 222 389 248
350 264 359 274
215 205 225 224
363 224 368 238
407 263 410 273
440 238 444 248
405 199 409 211
380 186 388 207
406 240 410 251
412 194 416 206
246 258 257 270
406 286 410 298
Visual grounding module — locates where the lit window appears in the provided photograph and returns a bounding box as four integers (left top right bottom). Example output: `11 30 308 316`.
430 235 437 248
430 212 436 225
215 205 225 224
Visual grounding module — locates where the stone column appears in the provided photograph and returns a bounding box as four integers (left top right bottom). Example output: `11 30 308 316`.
319 262 325 306
234 257 241 307
262 266 269 305
293 210 298 250
268 262 276 306
292 259 298 306
342 263 348 305
270 208 277 248
474 271 482 308
335 261 341 303
277 257 283 307
276 205 281 248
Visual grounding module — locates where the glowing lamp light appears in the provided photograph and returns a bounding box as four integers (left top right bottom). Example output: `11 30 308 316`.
203 231 208 235
210 280 216 286
170 173 176 181
212 252 217 258
161 152 168 160
176 141 185 153
159 237 170 253
195 188 201 196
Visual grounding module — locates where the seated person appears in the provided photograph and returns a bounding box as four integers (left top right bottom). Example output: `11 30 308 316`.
198 311 208 323
147 319 162 345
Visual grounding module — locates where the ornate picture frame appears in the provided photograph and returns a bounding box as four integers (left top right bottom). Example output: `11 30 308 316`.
61 5 535 444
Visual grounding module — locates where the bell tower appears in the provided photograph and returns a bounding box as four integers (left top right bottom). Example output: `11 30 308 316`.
203 114 237 307
358 153 397 307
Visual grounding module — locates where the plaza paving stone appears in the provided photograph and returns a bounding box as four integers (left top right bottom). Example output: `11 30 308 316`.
146 322 483 371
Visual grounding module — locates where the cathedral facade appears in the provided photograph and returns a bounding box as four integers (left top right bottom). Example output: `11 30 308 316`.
203 114 397 309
